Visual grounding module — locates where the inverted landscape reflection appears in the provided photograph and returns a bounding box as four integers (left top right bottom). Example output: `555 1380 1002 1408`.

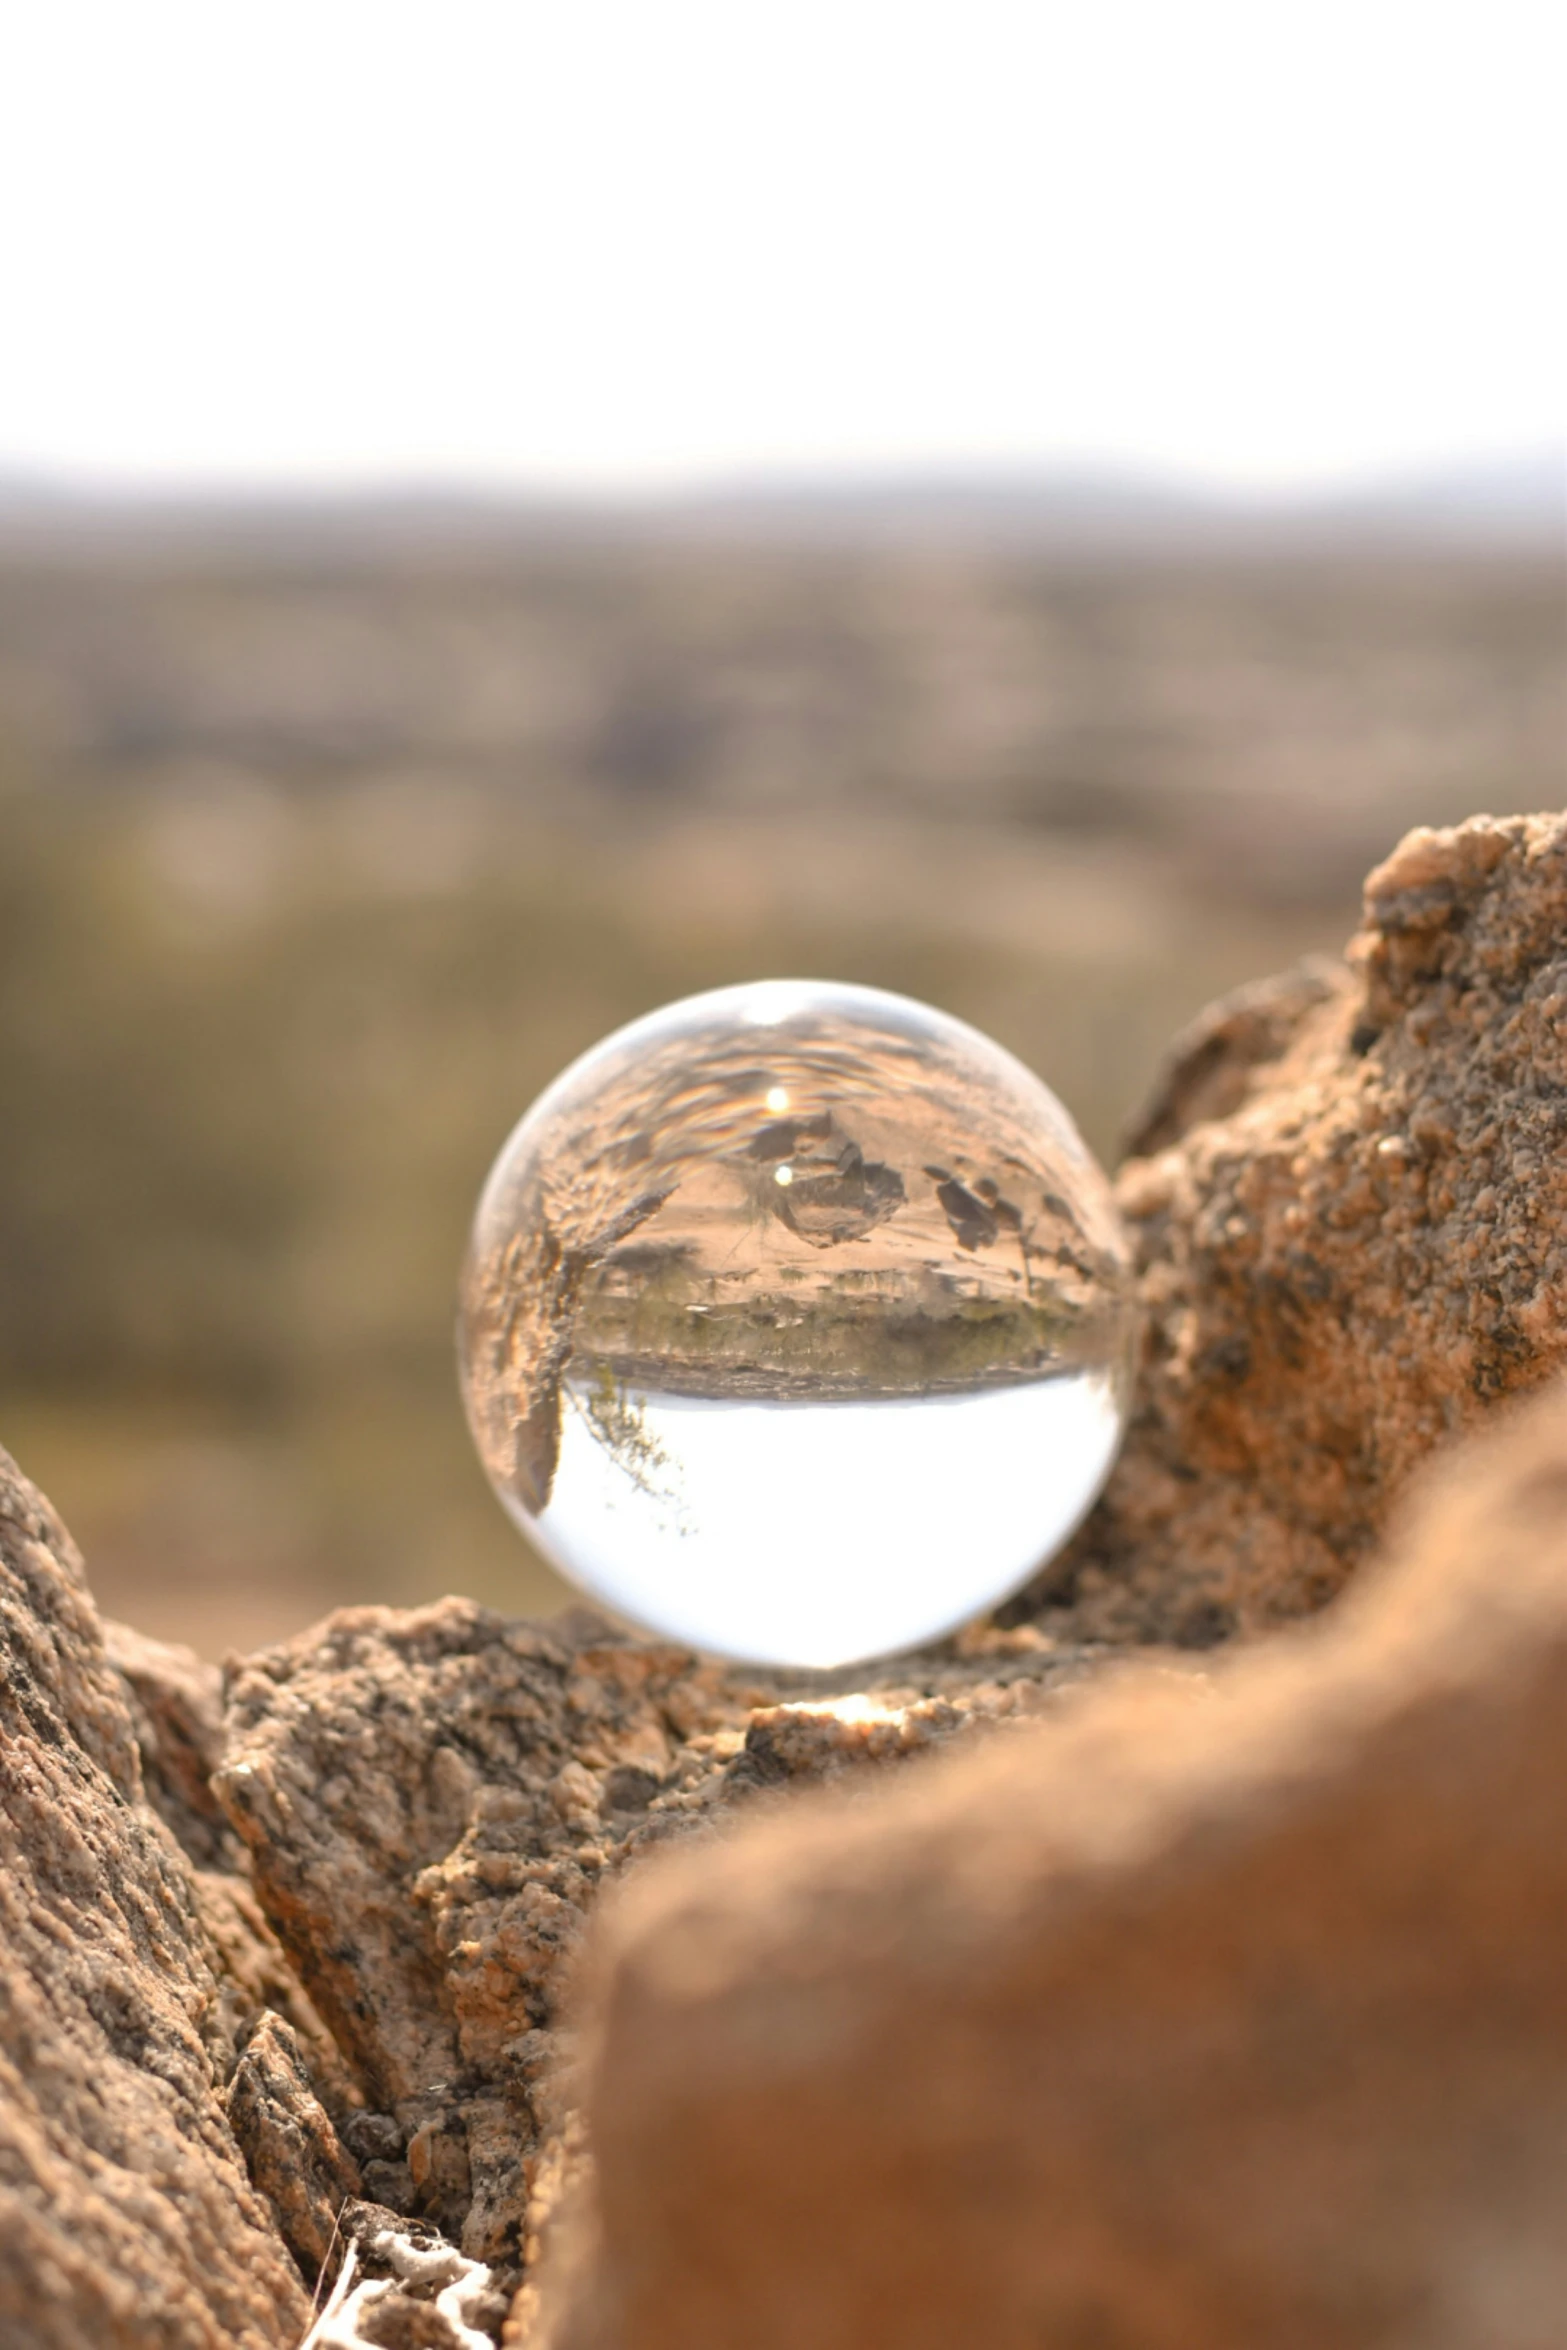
460 979 1137 1666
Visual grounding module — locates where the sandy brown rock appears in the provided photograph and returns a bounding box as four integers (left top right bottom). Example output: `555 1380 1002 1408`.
225 2011 362 2279
1038 810 1567 1639
0 1443 311 2350
301 2200 515 2349
100 1616 362 2117
103 1618 247 1871
12 810 1563 2345
540 1379 1567 2350
194 1865 363 2124
211 815 1567 2329
213 1601 1117 2278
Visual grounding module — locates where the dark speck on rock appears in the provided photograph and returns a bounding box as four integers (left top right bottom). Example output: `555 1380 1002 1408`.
601 1765 662 1816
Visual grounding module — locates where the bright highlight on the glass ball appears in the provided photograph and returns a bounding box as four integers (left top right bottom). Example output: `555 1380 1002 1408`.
459 980 1137 1668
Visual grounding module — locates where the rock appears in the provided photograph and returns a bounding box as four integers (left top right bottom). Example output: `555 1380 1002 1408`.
0 1443 311 2350
225 2011 362 2279
103 1618 247 1871
213 1602 1117 2277
1039 811 1567 1639
539 1378 1567 2350
193 1865 363 2126
100 1617 361 2118
301 2200 512 2350
10 810 1567 2345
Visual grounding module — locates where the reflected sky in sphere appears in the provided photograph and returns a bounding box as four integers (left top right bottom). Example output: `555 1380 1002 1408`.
542 1373 1124 1668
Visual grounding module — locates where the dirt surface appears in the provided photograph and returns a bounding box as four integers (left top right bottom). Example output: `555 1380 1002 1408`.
1035 811 1567 1641
544 1379 1567 2350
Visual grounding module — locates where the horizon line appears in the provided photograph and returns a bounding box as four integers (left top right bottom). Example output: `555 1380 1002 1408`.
0 442 1561 516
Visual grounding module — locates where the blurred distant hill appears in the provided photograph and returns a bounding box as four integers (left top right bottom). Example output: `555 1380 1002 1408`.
1 455 1561 907
0 460 1561 1653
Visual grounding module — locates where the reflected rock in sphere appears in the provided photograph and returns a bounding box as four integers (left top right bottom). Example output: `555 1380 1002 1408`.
459 980 1137 1667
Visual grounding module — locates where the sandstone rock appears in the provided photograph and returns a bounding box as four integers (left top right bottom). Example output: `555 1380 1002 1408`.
203 816 1567 2335
301 2199 512 2350
194 1865 362 2127
103 1618 246 1871
212 1601 1116 2280
225 2010 362 2279
100 1616 360 2119
9 812 1566 2347
540 1378 1567 2350
1039 810 1567 1639
0 1443 311 2350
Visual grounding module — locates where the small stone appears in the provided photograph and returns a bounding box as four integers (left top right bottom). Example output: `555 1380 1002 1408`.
361 2160 420 2218
344 2113 409 2169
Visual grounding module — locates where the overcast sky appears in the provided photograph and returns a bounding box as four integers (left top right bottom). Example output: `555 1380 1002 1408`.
2 0 1561 496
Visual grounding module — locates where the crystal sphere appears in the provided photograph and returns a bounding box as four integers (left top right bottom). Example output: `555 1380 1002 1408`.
459 980 1136 1668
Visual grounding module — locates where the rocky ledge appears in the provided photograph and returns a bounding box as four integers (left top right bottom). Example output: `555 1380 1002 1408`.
2 811 1565 2350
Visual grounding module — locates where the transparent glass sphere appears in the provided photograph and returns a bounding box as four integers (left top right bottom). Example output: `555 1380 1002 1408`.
459 980 1137 1669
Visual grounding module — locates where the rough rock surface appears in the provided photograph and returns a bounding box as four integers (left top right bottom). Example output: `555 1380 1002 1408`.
102 1615 361 2116
1035 811 1567 1640
542 1379 1567 2350
104 1619 248 1871
8 811 1567 2347
300 2200 514 2350
0 1445 312 2350
212 1604 1131 2296
224 2011 362 2280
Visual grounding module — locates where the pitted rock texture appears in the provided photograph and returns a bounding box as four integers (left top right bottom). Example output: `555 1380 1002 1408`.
103 1619 247 1872
540 1379 1567 2350
301 2200 514 2350
0 1444 311 2350
1036 811 1567 1640
8 811 1567 2347
101 1614 357 2116
225 2010 363 2280
213 1604 1120 2286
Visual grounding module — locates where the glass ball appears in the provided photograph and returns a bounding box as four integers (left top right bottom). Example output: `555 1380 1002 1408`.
459 980 1137 1669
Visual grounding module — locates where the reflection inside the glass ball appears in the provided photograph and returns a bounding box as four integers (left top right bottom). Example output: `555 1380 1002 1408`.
459 978 1137 1669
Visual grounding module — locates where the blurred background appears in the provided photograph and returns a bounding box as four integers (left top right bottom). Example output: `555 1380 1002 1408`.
1 2 1561 1656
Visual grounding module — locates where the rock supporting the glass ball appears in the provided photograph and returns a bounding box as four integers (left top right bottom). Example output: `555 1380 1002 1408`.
459 980 1136 1667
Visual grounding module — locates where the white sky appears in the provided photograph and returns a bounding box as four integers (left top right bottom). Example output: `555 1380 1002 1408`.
2 0 1561 496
